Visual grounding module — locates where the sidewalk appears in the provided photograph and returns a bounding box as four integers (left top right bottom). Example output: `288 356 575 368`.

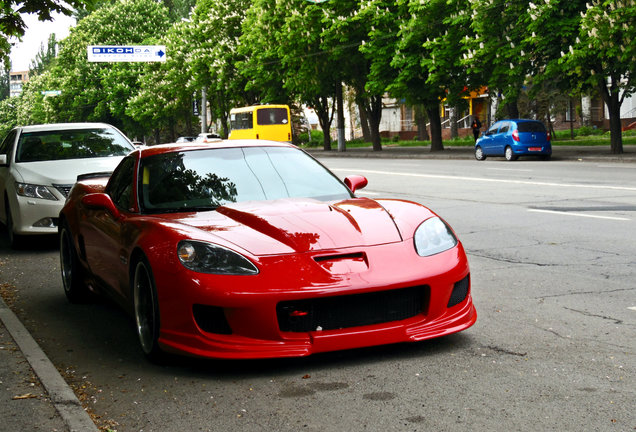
0 295 98 432
306 144 636 163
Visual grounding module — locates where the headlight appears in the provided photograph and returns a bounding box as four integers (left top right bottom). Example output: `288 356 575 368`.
177 240 258 275
414 217 458 257
16 183 58 201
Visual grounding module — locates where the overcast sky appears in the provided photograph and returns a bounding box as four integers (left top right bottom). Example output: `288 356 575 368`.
10 12 75 72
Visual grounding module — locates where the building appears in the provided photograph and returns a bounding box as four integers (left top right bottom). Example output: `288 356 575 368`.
9 70 29 98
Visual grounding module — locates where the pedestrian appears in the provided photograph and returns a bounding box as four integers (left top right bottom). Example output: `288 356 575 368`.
471 116 482 141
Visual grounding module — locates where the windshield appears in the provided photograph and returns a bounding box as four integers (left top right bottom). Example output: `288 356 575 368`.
16 128 134 163
139 146 352 213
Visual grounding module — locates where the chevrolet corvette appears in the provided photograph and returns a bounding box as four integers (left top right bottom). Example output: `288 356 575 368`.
59 140 476 361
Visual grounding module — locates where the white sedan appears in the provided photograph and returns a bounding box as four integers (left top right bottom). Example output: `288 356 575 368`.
0 122 135 247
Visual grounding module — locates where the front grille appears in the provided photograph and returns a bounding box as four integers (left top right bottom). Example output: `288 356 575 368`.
193 304 232 334
53 184 73 198
277 286 429 333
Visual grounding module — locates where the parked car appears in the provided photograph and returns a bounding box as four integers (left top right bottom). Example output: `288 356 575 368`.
59 140 476 361
475 119 552 161
0 123 135 247
175 136 195 143
194 132 221 143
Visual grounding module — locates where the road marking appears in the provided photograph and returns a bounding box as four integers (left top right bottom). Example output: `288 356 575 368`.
628 306 636 312
487 168 533 172
528 208 630 221
333 168 636 192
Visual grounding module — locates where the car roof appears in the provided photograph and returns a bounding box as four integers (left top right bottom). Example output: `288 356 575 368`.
19 122 119 133
136 139 295 158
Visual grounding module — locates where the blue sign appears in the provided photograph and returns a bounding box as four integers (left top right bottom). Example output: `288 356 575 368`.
87 45 167 62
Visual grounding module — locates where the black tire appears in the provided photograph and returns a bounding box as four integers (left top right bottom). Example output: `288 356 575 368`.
504 146 517 161
540 154 551 161
59 222 90 303
133 257 163 362
475 146 486 161
5 199 22 249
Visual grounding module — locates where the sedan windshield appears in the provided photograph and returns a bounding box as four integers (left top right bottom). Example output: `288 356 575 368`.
139 146 352 212
16 128 134 163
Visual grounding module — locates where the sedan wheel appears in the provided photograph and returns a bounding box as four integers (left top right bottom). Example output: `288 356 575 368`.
59 224 89 303
504 146 517 161
133 258 162 361
475 146 486 161
5 200 21 249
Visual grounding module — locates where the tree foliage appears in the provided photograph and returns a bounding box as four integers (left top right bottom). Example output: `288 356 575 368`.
5 0 635 153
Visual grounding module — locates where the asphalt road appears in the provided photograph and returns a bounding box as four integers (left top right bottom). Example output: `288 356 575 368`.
1 157 635 432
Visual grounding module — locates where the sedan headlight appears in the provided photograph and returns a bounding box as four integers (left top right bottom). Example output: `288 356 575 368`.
414 217 458 257
177 240 258 275
16 183 58 201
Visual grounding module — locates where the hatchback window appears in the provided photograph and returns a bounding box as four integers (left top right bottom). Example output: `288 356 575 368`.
517 122 546 133
486 124 499 136
499 123 509 133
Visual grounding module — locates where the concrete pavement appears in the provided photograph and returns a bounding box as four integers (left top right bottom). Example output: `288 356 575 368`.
0 143 634 432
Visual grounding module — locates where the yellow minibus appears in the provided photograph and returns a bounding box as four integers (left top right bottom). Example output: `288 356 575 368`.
229 104 292 142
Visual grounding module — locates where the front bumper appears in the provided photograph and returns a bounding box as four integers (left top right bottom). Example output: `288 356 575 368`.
150 240 477 359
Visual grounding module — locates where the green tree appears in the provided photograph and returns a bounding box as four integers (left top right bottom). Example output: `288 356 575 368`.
29 33 57 75
528 0 635 154
21 0 171 136
0 0 94 57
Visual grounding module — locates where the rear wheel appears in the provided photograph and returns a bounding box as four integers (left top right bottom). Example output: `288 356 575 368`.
504 146 517 161
59 222 90 303
475 146 486 161
133 258 163 362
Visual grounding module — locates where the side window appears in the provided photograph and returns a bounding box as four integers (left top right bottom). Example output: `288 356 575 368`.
107 156 136 211
0 130 17 161
499 122 509 133
486 123 500 136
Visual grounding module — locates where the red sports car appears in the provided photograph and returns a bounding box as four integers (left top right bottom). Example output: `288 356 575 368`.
59 140 476 361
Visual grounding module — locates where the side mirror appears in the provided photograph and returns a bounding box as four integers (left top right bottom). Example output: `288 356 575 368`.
344 175 368 193
0 154 7 166
82 193 121 219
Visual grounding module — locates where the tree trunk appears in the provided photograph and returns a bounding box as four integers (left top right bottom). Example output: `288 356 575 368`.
599 79 624 154
357 101 372 142
415 105 430 141
365 95 383 151
336 82 346 152
506 99 519 119
314 96 334 151
426 105 444 152
449 106 458 139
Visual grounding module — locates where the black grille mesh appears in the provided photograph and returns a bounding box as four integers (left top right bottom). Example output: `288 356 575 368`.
193 304 232 334
277 286 428 333
447 274 470 308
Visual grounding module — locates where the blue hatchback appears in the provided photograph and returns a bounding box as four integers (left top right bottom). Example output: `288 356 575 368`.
475 119 552 161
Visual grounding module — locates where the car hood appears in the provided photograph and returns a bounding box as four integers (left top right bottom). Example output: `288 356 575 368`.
173 197 403 256
12 157 124 185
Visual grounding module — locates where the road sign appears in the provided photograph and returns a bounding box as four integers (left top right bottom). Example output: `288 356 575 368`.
87 46 167 62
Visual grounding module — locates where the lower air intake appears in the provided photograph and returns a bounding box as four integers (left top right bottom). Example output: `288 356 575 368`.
447 274 470 308
193 304 232 334
277 286 429 333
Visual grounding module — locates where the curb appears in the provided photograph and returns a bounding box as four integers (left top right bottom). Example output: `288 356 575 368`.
0 296 99 432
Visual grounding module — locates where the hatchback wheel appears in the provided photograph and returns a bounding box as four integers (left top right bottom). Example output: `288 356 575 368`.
475 146 486 161
505 146 517 161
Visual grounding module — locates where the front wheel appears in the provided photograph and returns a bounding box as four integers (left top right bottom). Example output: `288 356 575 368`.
475 146 486 161
133 258 163 362
504 146 517 161
5 200 22 249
